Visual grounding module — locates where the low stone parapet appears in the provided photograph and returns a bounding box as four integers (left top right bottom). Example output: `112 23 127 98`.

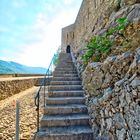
0 77 44 101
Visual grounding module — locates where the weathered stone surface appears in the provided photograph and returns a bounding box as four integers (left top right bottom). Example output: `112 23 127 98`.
0 77 42 101
0 87 39 140
127 4 140 21
121 0 140 7
81 47 140 139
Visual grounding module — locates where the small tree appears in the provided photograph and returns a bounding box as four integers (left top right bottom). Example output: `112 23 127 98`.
53 47 61 66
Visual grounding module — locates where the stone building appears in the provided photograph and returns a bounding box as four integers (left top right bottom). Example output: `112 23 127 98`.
61 0 140 53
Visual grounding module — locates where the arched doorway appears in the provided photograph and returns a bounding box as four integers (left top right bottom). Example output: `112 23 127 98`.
66 45 71 53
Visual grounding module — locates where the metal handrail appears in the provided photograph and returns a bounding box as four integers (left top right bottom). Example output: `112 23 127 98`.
34 54 56 132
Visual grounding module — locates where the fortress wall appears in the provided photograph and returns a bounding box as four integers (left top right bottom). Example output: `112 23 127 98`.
61 24 75 52
61 0 139 53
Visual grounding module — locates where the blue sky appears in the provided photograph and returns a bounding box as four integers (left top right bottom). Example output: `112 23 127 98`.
0 0 82 67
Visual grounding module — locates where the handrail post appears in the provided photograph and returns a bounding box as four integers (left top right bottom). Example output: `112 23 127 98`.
16 100 20 140
37 95 39 132
44 77 46 107
48 70 50 92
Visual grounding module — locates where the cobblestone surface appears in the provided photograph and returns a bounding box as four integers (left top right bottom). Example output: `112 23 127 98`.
0 86 42 140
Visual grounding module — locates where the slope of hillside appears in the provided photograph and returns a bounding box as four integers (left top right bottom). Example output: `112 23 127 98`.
0 60 47 74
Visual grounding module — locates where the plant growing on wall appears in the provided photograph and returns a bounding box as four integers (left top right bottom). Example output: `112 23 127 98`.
53 47 61 66
82 18 129 64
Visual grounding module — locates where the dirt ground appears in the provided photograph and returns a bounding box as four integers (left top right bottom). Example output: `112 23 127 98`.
0 86 41 140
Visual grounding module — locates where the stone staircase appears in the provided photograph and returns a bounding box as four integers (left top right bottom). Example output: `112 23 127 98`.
35 53 93 140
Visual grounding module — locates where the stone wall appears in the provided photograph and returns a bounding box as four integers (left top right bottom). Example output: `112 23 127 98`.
61 0 140 52
0 77 43 101
61 24 75 52
82 47 140 139
0 74 45 78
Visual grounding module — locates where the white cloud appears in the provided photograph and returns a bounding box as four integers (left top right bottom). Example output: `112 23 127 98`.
14 7 79 67
0 26 10 33
44 3 54 12
33 13 49 32
64 0 74 5
12 0 27 8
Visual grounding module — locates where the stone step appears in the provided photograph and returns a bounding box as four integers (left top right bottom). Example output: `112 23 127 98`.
58 56 71 59
55 67 75 70
48 90 84 97
56 66 75 69
53 71 77 75
44 104 88 115
58 56 71 58
56 64 74 67
50 81 81 85
57 61 75 68
40 114 90 127
35 126 93 140
52 77 80 81
46 97 85 105
55 68 76 71
53 73 78 77
58 58 71 60
34 53 94 140
49 85 82 91
58 57 72 60
57 61 73 65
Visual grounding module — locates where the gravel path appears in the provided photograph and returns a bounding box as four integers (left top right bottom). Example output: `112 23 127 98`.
0 86 41 140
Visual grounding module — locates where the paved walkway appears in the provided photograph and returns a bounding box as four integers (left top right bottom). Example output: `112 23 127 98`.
0 86 39 140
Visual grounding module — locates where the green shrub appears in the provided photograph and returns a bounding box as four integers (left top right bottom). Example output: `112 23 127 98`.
53 47 61 66
82 18 129 64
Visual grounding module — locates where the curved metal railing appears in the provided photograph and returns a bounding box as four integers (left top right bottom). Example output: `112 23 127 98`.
34 54 56 132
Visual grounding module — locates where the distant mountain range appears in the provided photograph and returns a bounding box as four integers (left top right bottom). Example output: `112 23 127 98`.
0 60 47 74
